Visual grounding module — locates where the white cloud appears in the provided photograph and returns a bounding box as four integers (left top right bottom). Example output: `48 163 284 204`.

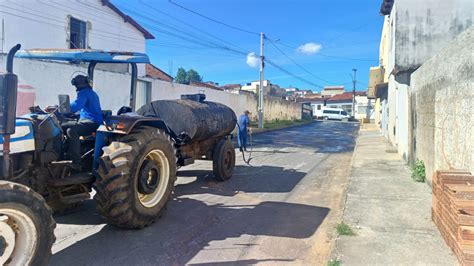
246 52 259 68
296 42 322 55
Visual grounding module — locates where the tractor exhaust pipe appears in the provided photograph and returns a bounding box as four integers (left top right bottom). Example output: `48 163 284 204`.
6 44 21 73
2 44 21 178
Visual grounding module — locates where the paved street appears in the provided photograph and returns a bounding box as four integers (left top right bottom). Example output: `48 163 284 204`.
50 121 359 265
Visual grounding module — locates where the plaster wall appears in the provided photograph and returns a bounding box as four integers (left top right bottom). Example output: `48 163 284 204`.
411 26 474 185
388 0 473 73
0 56 302 123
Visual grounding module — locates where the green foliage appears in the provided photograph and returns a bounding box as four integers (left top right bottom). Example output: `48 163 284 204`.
186 69 202 83
327 259 341 266
336 222 355 236
174 67 203 84
175 67 187 84
411 159 426 182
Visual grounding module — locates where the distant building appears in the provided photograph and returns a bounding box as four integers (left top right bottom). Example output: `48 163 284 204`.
326 91 368 116
321 86 345 97
190 81 223 91
146 64 173 82
241 80 286 98
296 95 325 117
220 84 242 94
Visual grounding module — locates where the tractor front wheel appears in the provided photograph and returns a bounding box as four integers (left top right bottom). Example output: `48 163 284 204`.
0 181 56 266
94 126 177 229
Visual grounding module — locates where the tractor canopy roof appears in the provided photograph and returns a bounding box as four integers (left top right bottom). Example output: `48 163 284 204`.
15 49 150 64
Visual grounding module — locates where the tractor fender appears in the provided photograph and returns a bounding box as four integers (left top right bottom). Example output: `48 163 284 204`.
97 115 176 139
93 115 176 171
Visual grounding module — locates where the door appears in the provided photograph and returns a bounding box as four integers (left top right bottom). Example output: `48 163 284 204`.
135 80 151 110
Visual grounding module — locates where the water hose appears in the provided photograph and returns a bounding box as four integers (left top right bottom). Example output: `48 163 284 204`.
236 123 253 166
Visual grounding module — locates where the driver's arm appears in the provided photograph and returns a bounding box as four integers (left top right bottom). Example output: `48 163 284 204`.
70 91 87 113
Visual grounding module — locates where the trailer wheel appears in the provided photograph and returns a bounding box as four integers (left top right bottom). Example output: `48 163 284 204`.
94 126 177 229
0 181 56 266
213 138 236 181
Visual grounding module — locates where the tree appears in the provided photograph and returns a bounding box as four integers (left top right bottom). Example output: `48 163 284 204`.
175 67 187 84
174 67 203 84
186 69 202 83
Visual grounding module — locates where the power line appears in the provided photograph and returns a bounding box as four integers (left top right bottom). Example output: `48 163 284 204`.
275 41 378 62
267 38 334 85
168 0 260 36
134 0 252 54
103 2 251 57
264 58 324 89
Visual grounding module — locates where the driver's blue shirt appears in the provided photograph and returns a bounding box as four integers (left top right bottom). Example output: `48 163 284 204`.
70 87 103 124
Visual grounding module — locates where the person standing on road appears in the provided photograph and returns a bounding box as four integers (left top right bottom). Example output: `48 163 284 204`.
238 110 251 152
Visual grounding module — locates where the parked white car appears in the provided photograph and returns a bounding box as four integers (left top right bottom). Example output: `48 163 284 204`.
320 108 351 120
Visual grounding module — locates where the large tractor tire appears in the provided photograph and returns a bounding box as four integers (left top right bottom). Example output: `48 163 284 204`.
94 126 177 229
212 138 236 181
0 181 56 266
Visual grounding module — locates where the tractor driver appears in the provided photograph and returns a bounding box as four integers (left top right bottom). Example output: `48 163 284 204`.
61 75 103 169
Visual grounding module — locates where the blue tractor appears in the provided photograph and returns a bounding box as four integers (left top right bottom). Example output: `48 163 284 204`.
0 44 237 235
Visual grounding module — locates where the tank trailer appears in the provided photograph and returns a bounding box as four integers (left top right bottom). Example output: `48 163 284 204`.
0 44 237 263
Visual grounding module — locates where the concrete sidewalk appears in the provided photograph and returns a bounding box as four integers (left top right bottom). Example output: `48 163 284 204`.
331 124 456 265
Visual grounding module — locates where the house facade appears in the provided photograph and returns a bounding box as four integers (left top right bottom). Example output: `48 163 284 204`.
0 0 153 53
321 86 344 97
241 80 286 98
371 0 473 161
326 91 368 117
0 0 156 113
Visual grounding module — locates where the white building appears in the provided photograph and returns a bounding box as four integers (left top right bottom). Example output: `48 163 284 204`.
0 0 154 53
241 80 286 98
374 0 472 161
321 86 344 97
0 0 156 113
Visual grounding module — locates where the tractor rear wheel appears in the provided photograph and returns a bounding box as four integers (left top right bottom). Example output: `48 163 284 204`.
94 126 177 229
0 181 56 266
212 138 236 181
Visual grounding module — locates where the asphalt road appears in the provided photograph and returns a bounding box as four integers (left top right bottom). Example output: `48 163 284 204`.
50 121 359 266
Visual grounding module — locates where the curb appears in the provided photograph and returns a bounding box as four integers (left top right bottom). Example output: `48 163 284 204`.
231 120 315 136
251 120 315 134
327 122 362 262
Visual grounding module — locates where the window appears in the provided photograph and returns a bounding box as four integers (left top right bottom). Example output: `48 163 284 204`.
317 104 321 110
342 111 348 116
69 17 87 49
135 80 151 110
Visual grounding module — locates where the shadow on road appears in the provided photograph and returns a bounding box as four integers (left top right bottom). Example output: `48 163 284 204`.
51 198 329 265
177 164 306 196
54 164 308 227
50 121 356 264
51 164 329 265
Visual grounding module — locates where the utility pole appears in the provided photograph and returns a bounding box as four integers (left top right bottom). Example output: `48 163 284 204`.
258 32 265 128
352 68 357 116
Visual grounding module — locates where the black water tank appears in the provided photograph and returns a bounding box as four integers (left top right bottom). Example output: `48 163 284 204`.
137 96 236 142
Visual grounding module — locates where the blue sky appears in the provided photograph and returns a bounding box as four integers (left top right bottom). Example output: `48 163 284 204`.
114 0 384 93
